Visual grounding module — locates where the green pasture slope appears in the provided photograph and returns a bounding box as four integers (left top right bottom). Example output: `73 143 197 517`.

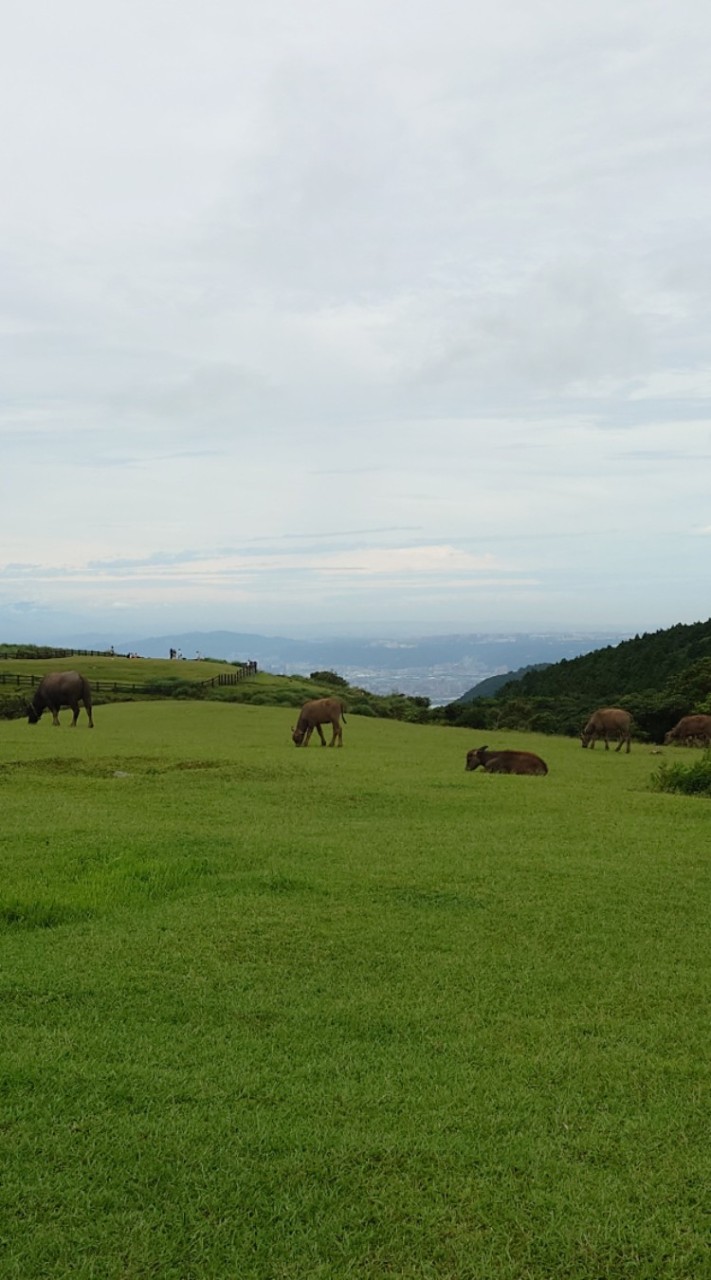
1 704 709 1280
0 653 240 688
0 654 363 711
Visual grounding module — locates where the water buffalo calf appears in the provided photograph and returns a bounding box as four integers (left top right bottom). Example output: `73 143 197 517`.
27 671 94 728
465 746 548 775
664 714 711 747
581 707 631 753
292 697 346 747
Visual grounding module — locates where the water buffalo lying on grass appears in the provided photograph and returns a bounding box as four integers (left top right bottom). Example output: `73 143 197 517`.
465 746 548 775
27 671 94 728
292 697 346 747
664 714 711 747
581 707 631 753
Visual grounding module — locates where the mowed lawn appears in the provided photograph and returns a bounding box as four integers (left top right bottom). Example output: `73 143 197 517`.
1 703 709 1279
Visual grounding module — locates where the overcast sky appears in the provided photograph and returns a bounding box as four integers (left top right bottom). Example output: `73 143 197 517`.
2 0 710 641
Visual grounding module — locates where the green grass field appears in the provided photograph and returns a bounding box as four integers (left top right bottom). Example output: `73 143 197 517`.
0 654 365 710
1 703 709 1279
0 654 239 682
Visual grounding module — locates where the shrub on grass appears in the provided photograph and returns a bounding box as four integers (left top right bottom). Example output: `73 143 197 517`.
651 750 711 798
173 682 206 699
0 691 28 720
141 679 206 700
309 670 348 687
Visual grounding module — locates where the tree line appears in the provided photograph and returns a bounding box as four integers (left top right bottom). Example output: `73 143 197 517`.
433 619 711 742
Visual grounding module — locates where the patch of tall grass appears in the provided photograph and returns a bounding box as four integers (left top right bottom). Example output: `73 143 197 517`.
652 748 711 797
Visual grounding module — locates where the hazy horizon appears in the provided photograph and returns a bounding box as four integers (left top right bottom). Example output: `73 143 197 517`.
0 611 651 649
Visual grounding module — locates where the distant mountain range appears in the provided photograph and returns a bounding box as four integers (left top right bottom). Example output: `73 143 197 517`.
59 628 625 704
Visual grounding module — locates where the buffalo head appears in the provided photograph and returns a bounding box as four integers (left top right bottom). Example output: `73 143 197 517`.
465 746 488 771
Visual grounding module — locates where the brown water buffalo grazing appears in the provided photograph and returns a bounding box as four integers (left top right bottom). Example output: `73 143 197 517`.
664 714 711 747
292 697 346 747
581 707 631 753
27 671 94 728
465 746 548 775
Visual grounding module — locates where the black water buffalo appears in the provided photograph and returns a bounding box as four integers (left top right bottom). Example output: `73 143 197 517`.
292 697 346 747
664 714 711 747
465 745 548 775
581 707 631 753
27 671 94 728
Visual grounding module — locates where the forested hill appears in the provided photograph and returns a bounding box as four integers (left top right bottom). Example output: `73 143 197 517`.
499 619 711 701
455 664 550 703
439 618 711 741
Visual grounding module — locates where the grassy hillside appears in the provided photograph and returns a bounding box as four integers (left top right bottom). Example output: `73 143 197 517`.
1 703 709 1278
0 654 430 724
0 652 238 685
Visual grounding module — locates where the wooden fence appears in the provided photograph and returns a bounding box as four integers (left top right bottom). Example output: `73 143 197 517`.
0 673 145 693
0 648 115 660
0 662 258 694
200 665 258 688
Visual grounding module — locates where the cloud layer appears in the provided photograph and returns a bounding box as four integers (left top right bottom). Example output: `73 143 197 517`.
1 0 710 638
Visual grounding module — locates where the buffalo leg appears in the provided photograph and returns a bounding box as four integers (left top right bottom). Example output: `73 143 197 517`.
315 724 327 746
